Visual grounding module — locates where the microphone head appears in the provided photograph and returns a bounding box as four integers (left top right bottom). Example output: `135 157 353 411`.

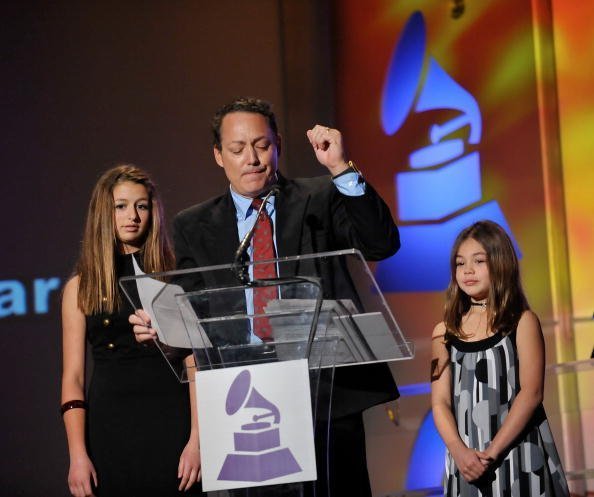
266 185 280 197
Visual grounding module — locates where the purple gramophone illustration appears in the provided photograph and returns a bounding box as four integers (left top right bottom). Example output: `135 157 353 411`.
217 369 302 482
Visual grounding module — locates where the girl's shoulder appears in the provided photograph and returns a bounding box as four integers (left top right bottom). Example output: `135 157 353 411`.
513 309 545 361
432 321 446 339
61 275 84 317
516 309 543 339
517 309 540 331
62 275 80 298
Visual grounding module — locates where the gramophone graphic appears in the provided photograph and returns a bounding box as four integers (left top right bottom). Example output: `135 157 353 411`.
375 11 520 292
217 369 302 482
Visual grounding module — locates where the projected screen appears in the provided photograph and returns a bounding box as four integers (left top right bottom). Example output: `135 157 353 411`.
0 3 286 494
332 0 594 493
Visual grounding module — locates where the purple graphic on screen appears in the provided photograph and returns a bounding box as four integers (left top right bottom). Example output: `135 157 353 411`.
217 369 302 482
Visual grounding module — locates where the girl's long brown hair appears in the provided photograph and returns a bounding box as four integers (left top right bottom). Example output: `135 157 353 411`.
76 164 175 315
443 220 528 341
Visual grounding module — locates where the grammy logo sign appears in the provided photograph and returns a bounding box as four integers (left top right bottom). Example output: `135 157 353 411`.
217 369 302 482
196 359 316 492
376 10 520 292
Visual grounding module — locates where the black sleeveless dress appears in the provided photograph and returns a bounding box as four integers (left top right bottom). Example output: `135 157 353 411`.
86 253 200 497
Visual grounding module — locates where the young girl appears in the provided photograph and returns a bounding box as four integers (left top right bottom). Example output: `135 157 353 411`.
431 220 569 496
61 165 201 497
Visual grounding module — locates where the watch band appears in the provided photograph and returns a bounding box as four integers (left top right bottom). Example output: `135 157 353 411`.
332 160 363 179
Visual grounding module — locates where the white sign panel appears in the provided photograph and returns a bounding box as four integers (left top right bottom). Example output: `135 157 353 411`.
196 359 317 492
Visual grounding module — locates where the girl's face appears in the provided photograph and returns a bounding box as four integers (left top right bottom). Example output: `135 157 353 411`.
112 181 151 254
455 237 490 301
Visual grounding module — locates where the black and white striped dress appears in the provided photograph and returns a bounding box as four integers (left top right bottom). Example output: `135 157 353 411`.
444 331 569 497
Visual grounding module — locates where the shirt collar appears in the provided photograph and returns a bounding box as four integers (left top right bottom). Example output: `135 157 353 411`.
229 186 276 221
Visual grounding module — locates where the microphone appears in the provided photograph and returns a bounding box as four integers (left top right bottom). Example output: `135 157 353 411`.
232 186 279 284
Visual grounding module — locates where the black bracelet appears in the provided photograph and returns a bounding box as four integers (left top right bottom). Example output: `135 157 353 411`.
60 400 87 416
331 160 363 180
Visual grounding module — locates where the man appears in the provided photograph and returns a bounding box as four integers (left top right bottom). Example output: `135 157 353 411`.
133 97 400 496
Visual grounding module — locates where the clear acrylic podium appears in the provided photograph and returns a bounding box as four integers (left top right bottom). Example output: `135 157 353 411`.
120 249 414 496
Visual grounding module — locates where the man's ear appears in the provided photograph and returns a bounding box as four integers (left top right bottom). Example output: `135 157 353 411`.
214 146 224 168
276 134 282 157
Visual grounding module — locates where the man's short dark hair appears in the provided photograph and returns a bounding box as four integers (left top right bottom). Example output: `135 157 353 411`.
211 97 278 150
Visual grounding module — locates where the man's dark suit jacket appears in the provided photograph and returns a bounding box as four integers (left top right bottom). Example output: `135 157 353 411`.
173 173 401 417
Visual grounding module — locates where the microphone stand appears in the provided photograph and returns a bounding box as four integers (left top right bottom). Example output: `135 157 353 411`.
232 186 279 285
230 184 324 359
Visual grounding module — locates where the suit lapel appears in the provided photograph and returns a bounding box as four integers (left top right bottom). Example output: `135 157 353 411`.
201 190 240 266
275 175 309 275
199 178 309 269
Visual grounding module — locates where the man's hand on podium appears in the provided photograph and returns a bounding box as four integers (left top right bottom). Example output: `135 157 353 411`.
129 309 157 342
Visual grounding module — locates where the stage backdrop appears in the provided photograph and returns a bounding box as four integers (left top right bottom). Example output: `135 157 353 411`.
332 0 592 494
0 2 336 495
1 1 592 496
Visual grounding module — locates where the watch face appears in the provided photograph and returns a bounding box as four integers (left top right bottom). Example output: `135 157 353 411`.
349 160 362 177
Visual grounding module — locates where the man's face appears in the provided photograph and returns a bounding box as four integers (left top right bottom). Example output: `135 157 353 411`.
214 111 280 198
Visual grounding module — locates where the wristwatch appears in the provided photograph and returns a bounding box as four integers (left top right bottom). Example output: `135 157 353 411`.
332 160 363 179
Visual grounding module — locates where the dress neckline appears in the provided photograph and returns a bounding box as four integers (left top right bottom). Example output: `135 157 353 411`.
449 329 514 352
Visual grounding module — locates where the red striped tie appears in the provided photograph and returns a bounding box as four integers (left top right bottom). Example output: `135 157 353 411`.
251 198 278 341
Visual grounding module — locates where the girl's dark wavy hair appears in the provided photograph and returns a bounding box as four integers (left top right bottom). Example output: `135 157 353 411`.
443 220 528 341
